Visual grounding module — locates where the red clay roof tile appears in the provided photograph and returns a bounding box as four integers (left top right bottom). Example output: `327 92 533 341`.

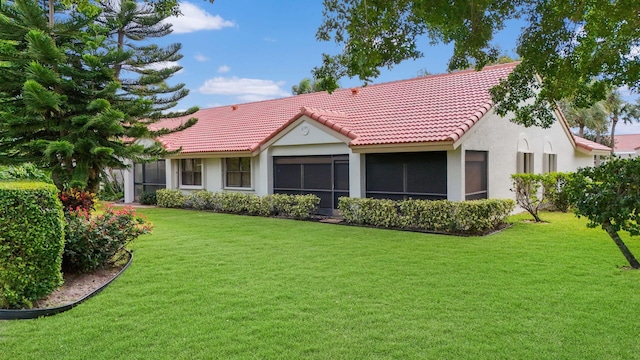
573 136 612 152
614 134 640 152
154 63 520 154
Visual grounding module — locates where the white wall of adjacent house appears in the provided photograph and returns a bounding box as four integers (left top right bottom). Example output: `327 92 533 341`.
459 108 594 200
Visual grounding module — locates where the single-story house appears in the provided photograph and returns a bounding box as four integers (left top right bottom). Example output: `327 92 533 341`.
123 62 610 214
613 134 640 158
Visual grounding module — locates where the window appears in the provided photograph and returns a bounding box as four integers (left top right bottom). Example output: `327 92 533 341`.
273 155 349 212
225 157 251 188
133 160 166 200
366 152 447 200
181 159 202 186
543 153 557 173
465 151 488 200
517 152 534 174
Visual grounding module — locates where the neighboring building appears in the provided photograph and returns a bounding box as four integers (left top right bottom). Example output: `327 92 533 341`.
613 134 640 158
124 62 610 214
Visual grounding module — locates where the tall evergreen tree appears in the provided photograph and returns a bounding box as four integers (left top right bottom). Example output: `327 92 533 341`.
98 0 197 123
0 0 194 191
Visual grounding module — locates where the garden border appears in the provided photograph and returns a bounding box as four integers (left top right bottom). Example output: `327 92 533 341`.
0 251 133 320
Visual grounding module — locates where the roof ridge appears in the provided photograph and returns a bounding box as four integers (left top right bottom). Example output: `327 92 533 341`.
447 100 494 142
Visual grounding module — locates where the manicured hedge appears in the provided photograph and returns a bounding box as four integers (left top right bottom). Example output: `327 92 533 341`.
0 163 52 183
157 189 320 220
339 197 515 235
156 189 187 208
0 181 65 309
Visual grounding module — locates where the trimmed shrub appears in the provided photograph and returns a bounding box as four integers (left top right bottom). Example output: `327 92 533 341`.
397 199 455 232
63 206 153 273
511 173 545 222
186 190 216 210
179 190 320 219
339 197 514 235
0 182 65 309
156 189 187 208
541 172 572 212
140 191 158 205
0 163 52 184
265 194 320 220
512 172 573 221
339 197 400 228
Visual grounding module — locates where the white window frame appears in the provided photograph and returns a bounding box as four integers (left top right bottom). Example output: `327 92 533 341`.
224 157 253 190
180 158 203 189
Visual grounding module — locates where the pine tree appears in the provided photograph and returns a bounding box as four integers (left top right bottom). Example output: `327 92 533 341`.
98 0 198 125
0 0 194 191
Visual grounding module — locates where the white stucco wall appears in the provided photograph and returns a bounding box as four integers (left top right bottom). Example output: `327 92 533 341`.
262 117 357 197
459 109 593 200
124 110 596 204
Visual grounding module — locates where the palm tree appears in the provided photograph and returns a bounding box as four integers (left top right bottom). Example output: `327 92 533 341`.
560 100 609 138
605 90 640 154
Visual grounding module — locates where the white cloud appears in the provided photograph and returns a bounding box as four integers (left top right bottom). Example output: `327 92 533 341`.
199 77 290 101
127 61 184 74
237 94 273 102
194 53 209 62
217 65 230 73
164 2 236 34
264 37 277 43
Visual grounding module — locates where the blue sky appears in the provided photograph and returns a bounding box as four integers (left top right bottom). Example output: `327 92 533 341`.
156 0 640 135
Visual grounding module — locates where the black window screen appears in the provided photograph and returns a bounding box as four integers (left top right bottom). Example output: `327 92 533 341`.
465 151 488 200
273 155 349 212
334 161 349 191
366 152 447 200
274 163 301 189
134 160 166 200
304 164 332 189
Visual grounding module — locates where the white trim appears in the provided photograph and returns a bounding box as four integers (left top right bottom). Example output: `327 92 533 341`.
258 116 353 154
351 142 454 153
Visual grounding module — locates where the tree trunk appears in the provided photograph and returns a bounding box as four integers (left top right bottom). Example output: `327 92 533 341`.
578 125 584 138
603 221 640 269
610 117 618 155
114 29 125 80
48 0 54 28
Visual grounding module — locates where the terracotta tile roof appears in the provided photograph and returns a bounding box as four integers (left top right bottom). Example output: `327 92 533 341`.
613 134 640 152
155 63 519 154
573 136 612 152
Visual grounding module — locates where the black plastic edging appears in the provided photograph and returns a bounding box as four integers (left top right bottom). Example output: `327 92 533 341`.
0 251 133 320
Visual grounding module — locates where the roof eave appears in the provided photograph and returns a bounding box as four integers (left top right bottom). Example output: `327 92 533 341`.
165 150 254 159
350 141 455 153
575 147 610 156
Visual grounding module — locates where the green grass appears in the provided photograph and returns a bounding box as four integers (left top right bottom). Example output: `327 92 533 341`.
2 209 640 359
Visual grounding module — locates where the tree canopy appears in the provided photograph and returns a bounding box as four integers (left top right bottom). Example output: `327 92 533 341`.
567 157 640 269
314 0 640 128
291 77 335 95
0 0 196 191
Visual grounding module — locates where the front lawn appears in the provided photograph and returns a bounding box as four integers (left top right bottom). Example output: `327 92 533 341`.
2 209 640 359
